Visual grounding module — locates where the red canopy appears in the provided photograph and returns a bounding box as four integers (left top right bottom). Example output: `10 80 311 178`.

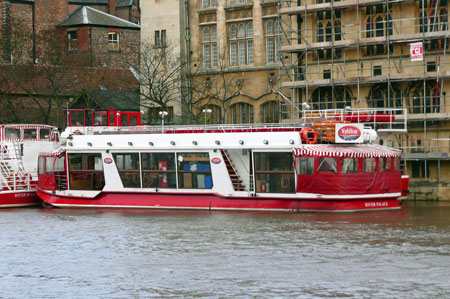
293 144 401 158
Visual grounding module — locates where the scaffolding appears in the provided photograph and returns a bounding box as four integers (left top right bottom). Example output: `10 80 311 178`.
277 0 450 199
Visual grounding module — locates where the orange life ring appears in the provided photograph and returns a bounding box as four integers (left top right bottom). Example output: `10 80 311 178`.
21 173 32 185
7 174 21 187
300 128 318 144
72 130 83 135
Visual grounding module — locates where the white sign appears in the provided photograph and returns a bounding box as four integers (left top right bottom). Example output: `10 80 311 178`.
410 42 423 61
335 123 364 144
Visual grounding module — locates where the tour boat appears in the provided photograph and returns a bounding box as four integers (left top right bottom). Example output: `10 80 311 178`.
37 108 409 212
0 124 59 208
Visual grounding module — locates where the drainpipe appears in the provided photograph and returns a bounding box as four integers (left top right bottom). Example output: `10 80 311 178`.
184 0 192 123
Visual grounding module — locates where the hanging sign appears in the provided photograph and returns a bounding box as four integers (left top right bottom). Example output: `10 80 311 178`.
410 42 423 61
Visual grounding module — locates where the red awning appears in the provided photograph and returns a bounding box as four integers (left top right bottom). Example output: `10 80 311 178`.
293 144 401 158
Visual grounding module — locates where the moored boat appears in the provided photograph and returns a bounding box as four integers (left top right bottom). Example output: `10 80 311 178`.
0 124 59 208
36 107 409 212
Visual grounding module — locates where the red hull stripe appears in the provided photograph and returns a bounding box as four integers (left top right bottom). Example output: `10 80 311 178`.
37 191 401 212
0 191 41 208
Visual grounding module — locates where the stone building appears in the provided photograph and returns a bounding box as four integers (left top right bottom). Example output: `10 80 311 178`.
140 0 284 125
278 0 450 200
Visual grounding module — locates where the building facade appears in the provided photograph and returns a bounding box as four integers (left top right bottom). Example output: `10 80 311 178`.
278 0 450 200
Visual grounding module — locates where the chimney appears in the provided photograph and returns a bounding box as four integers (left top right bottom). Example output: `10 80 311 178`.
108 0 116 16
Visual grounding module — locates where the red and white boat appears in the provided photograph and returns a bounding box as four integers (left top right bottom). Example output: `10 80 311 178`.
37 108 409 212
0 124 59 208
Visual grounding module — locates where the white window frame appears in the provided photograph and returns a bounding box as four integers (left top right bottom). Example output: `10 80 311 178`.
67 30 78 51
108 32 120 51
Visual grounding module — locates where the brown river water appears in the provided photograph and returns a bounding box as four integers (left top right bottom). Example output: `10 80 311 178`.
0 201 449 298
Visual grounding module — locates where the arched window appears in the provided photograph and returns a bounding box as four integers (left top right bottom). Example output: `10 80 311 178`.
265 20 281 63
334 21 341 41
230 103 254 124
230 22 253 65
317 23 324 42
202 26 217 68
325 22 332 42
261 101 279 123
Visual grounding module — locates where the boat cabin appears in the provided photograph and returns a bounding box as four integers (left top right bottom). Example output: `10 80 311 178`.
64 109 141 127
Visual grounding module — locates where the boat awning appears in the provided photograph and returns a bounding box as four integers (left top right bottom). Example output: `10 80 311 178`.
293 144 401 158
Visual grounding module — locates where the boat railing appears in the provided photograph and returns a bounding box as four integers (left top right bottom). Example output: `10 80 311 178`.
301 107 407 133
232 174 254 192
0 170 36 192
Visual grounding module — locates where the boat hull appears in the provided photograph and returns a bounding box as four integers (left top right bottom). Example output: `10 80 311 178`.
37 190 401 212
0 191 41 208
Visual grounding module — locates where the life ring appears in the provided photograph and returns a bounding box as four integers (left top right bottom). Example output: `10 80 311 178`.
21 173 32 185
7 173 21 187
72 130 83 135
300 128 318 144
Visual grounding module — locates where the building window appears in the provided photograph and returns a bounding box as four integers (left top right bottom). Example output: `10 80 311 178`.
108 32 120 51
265 19 281 63
323 70 331 79
262 101 279 123
202 26 218 68
155 30 166 47
427 61 436 72
202 0 217 8
229 0 252 4
231 103 253 124
373 65 382 76
67 30 78 51
229 22 253 66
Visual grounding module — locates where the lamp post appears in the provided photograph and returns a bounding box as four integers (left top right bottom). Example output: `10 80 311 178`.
202 108 212 126
159 111 168 133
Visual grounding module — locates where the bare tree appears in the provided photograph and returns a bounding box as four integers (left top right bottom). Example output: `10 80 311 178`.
138 40 185 124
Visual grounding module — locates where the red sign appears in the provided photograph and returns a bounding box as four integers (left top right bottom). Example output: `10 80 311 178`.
104 158 113 164
211 157 221 164
338 125 361 141
410 42 423 61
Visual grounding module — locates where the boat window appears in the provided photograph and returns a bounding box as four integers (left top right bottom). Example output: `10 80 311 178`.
113 153 141 188
24 128 37 140
121 114 128 126
379 157 391 172
5 128 20 139
86 111 93 126
318 157 337 173
342 158 358 173
94 111 108 126
39 128 50 140
363 158 376 172
254 152 295 193
70 110 85 126
177 153 212 189
394 157 401 171
141 153 176 188
130 116 138 126
296 157 314 175
68 153 105 190
38 157 46 174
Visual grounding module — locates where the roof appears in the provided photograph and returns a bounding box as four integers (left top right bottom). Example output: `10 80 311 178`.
74 90 140 111
116 0 134 7
68 0 108 4
293 144 401 158
58 6 140 29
